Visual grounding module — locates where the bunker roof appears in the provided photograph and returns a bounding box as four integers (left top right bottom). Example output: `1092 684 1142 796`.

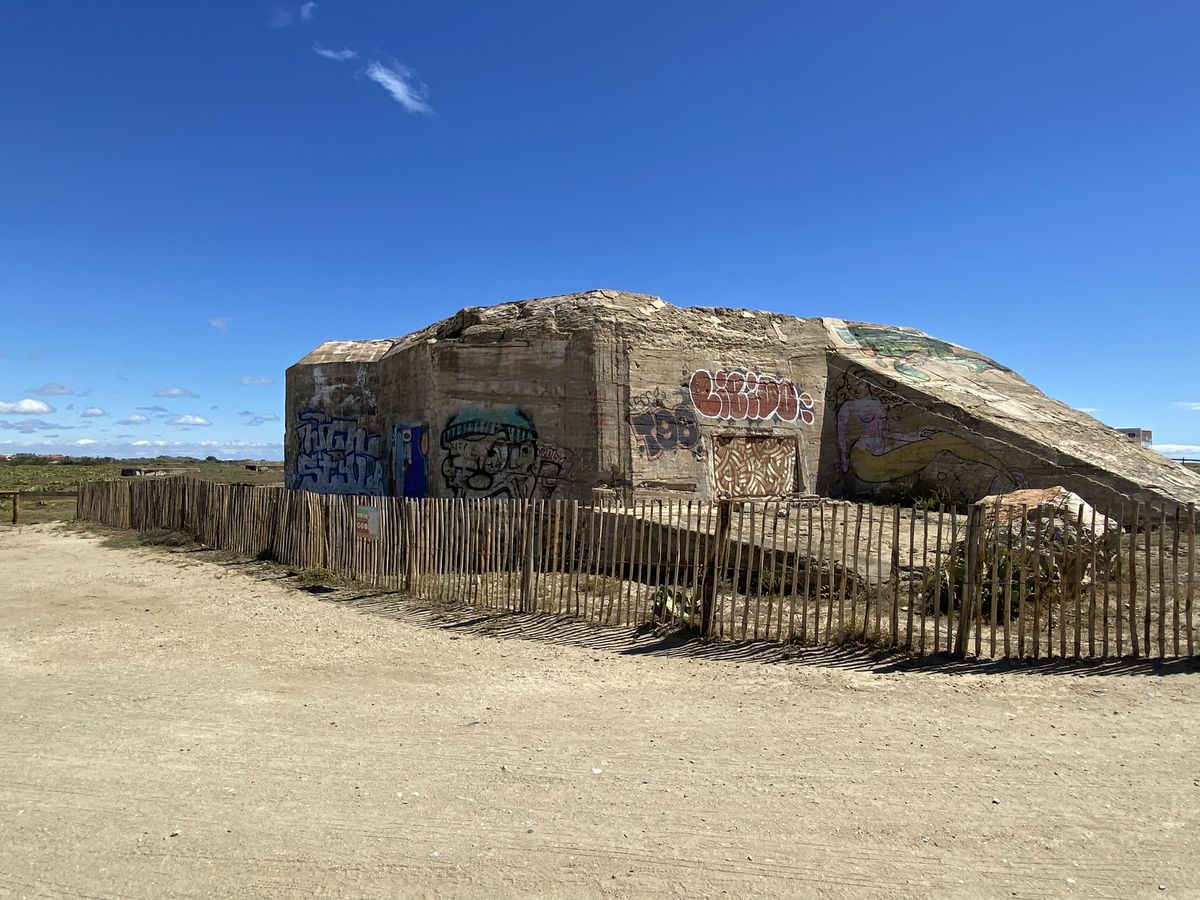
293 289 860 364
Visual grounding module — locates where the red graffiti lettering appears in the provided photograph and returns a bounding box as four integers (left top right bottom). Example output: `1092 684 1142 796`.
687 369 815 424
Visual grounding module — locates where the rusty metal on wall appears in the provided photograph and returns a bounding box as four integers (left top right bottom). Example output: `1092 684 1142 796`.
712 436 798 497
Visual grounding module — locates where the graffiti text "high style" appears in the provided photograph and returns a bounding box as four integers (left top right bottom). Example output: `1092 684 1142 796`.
292 409 385 495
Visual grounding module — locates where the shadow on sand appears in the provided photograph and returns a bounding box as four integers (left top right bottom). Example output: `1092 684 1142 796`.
189 548 1200 679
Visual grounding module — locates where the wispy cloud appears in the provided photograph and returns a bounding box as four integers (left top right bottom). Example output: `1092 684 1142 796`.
365 60 433 114
170 415 212 427
300 2 317 21
312 43 358 62
208 317 231 332
119 414 151 425
1157 444 1200 456
155 387 200 399
235 375 274 386
137 405 169 414
81 407 107 418
31 382 73 397
0 399 54 415
1075 407 1098 415
1174 402 1200 412
0 418 70 433
246 413 281 426
73 438 100 447
269 5 294 28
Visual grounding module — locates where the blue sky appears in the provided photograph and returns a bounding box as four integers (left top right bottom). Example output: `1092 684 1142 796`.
1 1 1197 460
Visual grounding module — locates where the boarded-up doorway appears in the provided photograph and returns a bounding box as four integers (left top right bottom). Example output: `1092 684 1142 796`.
712 436 798 497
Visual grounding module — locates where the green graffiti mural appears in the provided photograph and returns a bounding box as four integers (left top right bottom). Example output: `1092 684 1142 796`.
838 325 998 382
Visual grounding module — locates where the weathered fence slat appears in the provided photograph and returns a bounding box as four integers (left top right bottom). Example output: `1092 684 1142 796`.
75 478 1198 662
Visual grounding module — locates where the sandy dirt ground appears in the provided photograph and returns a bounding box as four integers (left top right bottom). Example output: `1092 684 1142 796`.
1 526 1198 899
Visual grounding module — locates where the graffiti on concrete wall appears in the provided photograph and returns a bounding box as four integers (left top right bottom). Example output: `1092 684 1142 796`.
628 394 702 462
713 436 797 497
537 443 574 475
393 423 428 499
292 409 386 495
688 369 815 425
837 325 998 382
832 369 1025 498
441 405 564 499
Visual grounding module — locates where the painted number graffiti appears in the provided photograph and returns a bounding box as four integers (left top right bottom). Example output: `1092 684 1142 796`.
629 403 701 462
293 409 385 495
441 405 565 499
688 369 815 425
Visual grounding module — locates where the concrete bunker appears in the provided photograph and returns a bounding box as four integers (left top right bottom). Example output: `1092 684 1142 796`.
285 290 1200 513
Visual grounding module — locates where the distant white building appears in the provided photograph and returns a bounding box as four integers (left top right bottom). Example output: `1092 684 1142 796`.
1116 428 1153 448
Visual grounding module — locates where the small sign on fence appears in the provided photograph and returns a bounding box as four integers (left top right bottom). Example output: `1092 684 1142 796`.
355 504 380 539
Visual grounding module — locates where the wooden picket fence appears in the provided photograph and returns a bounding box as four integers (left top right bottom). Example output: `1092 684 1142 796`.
77 477 1198 661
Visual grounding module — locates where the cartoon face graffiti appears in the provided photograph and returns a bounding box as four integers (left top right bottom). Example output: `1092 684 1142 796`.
440 406 562 499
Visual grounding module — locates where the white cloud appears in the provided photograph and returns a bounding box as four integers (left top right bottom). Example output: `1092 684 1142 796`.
73 439 100 447
300 2 317 21
312 44 358 62
119 414 151 425
246 413 281 426
1156 444 1200 456
171 415 212 427
155 386 200 399
235 375 274 386
0 418 68 433
31 383 73 396
269 5 294 27
365 60 433 114
1075 407 1098 414
81 407 107 418
0 398 54 415
208 317 231 332
1174 402 1200 412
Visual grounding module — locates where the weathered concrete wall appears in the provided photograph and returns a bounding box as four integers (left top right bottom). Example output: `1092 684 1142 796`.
615 308 829 499
284 292 1200 513
284 340 394 495
821 320 1200 512
421 332 597 500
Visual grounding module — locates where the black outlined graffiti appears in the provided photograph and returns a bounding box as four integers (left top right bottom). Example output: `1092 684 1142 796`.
628 401 701 462
440 405 563 499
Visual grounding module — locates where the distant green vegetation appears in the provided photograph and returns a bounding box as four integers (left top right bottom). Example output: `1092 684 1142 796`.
0 455 284 493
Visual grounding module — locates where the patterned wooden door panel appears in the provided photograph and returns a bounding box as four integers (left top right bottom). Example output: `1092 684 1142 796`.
712 436 797 497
